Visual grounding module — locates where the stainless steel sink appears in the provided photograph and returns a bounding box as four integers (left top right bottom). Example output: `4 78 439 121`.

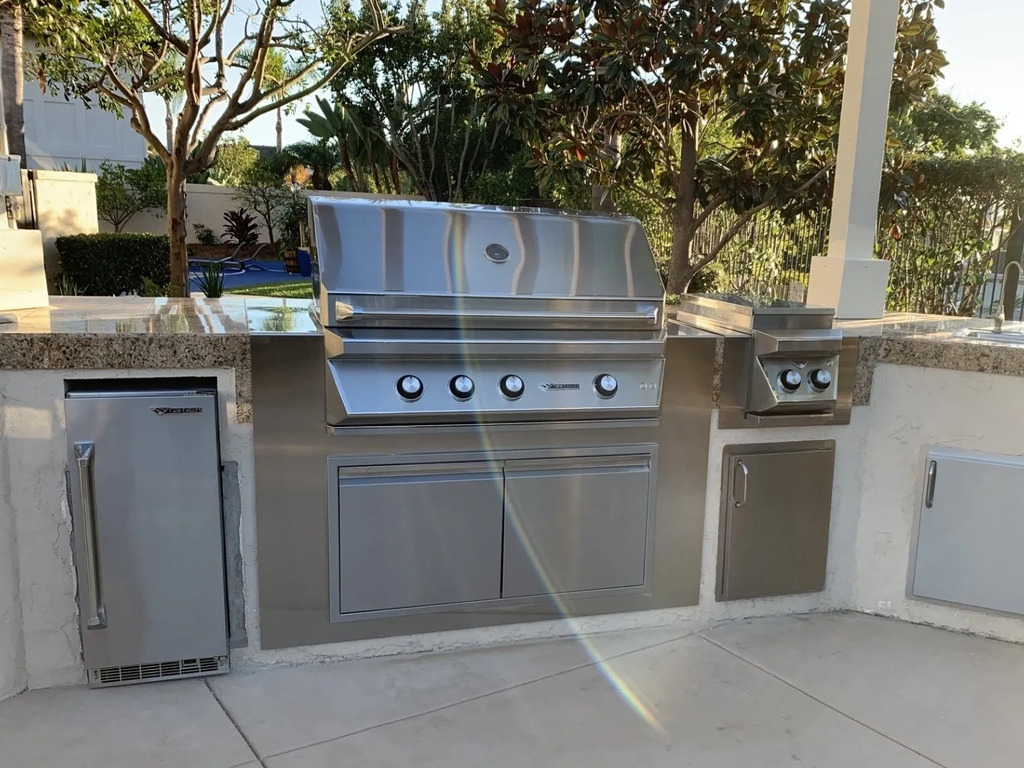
953 328 1024 345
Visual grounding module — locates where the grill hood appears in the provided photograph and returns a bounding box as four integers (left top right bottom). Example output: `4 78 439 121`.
310 197 665 330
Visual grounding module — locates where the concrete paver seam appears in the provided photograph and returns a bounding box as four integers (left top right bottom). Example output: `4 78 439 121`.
697 632 950 768
261 629 699 761
205 676 269 768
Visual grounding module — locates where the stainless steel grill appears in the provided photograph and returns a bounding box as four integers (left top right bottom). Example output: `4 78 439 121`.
254 196 718 648
310 198 667 426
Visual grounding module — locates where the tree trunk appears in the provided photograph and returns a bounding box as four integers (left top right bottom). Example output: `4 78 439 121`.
166 165 189 297
666 116 699 294
0 3 26 163
276 105 283 153
164 98 174 149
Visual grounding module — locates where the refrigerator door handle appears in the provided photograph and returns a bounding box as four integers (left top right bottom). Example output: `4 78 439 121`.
74 442 107 630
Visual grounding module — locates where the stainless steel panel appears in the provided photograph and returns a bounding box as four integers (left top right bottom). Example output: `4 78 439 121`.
252 332 715 648
65 392 228 673
718 441 835 601
501 452 654 598
717 336 859 428
911 449 1024 615
677 295 836 333
310 197 664 329
335 462 503 613
325 355 664 426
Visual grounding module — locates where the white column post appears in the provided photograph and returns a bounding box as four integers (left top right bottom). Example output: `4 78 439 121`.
806 0 900 319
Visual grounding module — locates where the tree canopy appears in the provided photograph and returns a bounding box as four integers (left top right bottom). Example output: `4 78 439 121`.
20 0 394 295
479 0 948 292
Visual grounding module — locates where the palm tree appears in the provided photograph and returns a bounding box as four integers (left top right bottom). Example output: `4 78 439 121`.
257 49 306 153
0 1 26 162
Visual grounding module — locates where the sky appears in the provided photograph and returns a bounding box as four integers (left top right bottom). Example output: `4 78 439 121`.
229 0 1024 150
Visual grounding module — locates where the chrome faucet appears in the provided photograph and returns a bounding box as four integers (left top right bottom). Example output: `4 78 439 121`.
994 261 1022 332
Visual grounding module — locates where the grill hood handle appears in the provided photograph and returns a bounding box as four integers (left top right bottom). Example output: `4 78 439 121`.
334 301 660 326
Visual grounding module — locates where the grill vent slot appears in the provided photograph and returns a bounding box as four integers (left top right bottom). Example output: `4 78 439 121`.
90 656 227 687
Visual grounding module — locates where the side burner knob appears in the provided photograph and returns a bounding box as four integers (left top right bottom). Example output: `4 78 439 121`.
450 375 475 400
809 368 833 391
595 374 618 398
500 375 525 399
396 375 423 401
779 369 803 393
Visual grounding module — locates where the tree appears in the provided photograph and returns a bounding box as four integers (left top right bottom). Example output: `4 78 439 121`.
209 136 259 186
314 0 521 201
95 159 167 232
25 0 394 295
479 0 948 293
0 1 26 162
286 140 337 190
233 155 292 251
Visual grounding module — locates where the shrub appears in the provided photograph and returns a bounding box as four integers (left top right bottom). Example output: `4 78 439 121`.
193 223 219 245
223 208 259 245
95 159 166 232
57 233 170 296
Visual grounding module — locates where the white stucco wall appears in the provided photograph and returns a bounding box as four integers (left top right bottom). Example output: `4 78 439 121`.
101 184 272 244
850 364 1024 642
5 359 1024 698
0 368 253 698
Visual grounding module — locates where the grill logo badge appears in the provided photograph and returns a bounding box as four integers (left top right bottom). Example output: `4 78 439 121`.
150 407 204 416
537 383 580 391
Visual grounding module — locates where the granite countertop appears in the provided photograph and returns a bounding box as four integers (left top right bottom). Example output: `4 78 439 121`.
0 297 322 423
4 299 1024 417
839 314 1024 404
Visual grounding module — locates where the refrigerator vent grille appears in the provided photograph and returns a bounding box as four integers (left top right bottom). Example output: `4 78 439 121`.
92 656 226 687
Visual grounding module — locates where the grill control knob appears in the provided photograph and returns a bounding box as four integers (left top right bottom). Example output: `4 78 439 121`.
779 369 803 393
500 375 524 399
595 374 618 398
450 375 475 399
396 375 423 401
809 368 833 391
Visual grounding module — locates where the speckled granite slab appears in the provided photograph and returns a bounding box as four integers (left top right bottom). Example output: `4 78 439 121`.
0 297 320 424
4 300 1024 417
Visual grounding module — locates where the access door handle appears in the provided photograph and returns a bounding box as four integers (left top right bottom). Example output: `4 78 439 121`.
74 442 107 629
733 460 749 508
924 460 938 509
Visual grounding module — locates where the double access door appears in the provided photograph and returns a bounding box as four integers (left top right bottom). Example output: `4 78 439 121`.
328 446 657 621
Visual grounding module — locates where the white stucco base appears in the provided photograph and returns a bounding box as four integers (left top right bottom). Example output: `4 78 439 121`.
0 369 253 700
848 364 1024 642
4 362 1024 699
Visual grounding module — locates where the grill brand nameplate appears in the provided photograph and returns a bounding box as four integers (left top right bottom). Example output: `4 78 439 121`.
150 407 204 416
537 383 580 391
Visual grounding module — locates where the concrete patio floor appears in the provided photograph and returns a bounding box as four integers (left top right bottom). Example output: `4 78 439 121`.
2 612 1022 767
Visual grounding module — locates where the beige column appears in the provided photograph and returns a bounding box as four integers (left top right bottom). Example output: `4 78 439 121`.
807 0 900 319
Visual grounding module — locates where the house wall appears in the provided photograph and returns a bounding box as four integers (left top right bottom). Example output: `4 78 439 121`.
22 57 147 173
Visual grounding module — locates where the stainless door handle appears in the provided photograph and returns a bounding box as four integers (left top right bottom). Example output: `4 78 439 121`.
924 460 938 509
74 442 107 629
734 460 749 508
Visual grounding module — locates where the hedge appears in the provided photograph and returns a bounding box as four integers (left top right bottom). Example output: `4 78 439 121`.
57 233 170 296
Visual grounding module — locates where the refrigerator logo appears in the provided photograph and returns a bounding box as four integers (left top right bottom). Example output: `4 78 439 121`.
537 383 580 391
150 407 204 416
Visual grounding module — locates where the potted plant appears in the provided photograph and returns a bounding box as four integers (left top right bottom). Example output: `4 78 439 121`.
280 191 307 274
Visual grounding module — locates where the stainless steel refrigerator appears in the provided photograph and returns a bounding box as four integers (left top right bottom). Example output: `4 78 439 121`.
65 385 229 687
